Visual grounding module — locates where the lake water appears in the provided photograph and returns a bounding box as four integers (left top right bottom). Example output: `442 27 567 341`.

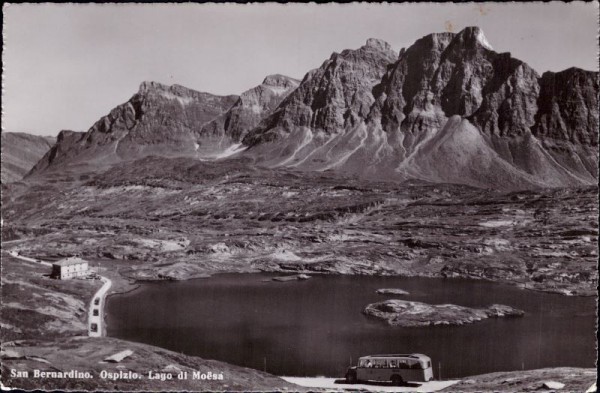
106 274 596 378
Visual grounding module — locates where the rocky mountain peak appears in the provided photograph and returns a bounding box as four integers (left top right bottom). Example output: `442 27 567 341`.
241 29 598 189
138 80 167 93
56 129 83 143
409 32 456 54
261 74 300 89
365 38 394 53
197 74 300 144
243 39 399 144
137 81 191 98
29 82 239 175
452 26 494 51
137 81 231 105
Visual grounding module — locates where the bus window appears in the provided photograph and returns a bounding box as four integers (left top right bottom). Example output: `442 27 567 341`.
360 359 374 368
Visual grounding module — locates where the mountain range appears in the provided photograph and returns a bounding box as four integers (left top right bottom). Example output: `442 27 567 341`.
27 27 598 190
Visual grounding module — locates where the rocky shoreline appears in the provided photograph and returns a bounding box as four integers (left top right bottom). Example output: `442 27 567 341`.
376 288 410 295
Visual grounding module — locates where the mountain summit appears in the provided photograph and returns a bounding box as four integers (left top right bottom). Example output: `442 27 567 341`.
31 82 239 173
30 27 598 190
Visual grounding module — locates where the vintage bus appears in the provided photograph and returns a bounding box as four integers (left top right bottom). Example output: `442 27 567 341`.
345 354 434 385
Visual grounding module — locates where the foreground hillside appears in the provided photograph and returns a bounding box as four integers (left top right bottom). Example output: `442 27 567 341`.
1 336 300 391
4 156 597 296
440 368 596 393
1 132 55 183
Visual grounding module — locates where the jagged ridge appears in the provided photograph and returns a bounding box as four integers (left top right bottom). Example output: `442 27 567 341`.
195 75 300 156
30 82 239 174
241 27 598 190
29 27 598 190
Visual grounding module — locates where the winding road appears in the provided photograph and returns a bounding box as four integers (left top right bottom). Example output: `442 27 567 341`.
7 250 111 337
8 250 52 267
88 276 112 337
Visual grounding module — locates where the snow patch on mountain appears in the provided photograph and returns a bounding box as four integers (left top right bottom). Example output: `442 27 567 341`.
476 29 493 50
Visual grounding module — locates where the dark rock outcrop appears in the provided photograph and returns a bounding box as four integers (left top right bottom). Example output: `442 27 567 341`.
530 68 599 180
29 130 85 175
533 68 598 146
198 74 299 152
243 38 398 145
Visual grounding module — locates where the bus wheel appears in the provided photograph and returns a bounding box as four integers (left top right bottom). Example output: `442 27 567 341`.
391 375 404 386
345 371 357 384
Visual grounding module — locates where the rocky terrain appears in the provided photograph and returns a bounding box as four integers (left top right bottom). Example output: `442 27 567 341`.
364 299 524 327
242 27 598 190
199 74 300 146
3 156 597 295
440 367 597 392
1 132 55 183
376 288 410 295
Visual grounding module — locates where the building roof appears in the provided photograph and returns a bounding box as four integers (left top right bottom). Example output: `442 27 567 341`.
53 257 88 267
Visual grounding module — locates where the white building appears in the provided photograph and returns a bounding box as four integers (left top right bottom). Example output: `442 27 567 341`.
51 257 89 279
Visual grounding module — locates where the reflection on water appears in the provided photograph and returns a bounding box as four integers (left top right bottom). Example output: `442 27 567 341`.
107 274 596 378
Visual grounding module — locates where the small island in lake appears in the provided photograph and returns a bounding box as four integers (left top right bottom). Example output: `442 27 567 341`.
376 288 410 295
364 300 524 327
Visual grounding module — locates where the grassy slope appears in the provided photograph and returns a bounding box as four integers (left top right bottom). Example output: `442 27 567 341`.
1 132 56 183
1 337 301 391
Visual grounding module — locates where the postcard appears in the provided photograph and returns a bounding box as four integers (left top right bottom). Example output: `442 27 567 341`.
1 3 597 392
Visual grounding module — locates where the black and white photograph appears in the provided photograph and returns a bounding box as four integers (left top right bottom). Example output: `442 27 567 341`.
1 2 598 392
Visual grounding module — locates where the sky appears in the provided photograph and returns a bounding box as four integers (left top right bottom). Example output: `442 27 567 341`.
3 2 598 136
